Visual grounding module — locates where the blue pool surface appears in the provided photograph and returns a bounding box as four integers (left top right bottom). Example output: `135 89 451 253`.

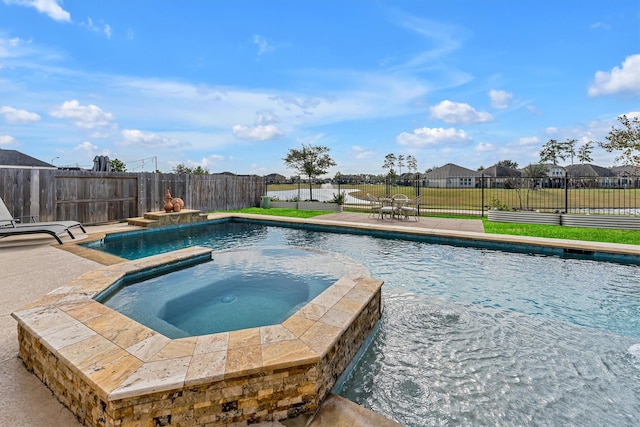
97 247 354 338
84 220 640 426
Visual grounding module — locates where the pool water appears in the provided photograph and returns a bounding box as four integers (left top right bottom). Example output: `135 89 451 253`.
86 221 640 426
98 247 355 338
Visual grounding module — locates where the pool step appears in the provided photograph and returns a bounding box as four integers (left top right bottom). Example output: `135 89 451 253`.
127 209 209 228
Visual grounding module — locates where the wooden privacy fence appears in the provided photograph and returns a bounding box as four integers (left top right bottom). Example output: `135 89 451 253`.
0 169 265 225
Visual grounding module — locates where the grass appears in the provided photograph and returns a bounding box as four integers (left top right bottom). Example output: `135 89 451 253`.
220 207 640 246
220 207 336 219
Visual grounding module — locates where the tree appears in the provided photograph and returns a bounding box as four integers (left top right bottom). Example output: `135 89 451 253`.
515 163 549 210
192 166 210 175
172 163 192 174
110 158 126 172
496 159 519 169
283 144 336 201
563 139 577 165
540 139 567 164
598 114 640 166
577 142 594 164
382 153 396 172
397 154 405 175
406 155 418 174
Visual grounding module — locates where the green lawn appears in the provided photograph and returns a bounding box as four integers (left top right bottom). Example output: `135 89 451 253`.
218 208 640 246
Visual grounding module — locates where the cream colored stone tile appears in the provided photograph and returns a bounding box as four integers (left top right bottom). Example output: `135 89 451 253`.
319 307 355 330
42 321 97 351
225 345 262 378
282 315 316 337
299 322 342 356
345 288 374 304
57 334 121 371
354 277 384 293
151 337 197 361
64 300 113 323
86 349 144 396
12 305 75 338
260 324 296 345
185 350 227 385
109 355 192 399
228 328 260 349
310 289 344 309
296 303 328 322
333 296 364 314
261 339 318 370
85 311 155 349
194 332 229 354
126 333 171 362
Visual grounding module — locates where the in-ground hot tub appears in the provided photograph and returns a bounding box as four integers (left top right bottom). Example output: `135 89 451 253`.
12 246 383 426
96 247 361 338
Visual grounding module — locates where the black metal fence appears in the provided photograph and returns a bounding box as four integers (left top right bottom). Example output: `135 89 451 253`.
266 175 640 216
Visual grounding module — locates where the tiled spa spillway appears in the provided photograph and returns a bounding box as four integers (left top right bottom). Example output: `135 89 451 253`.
12 247 383 426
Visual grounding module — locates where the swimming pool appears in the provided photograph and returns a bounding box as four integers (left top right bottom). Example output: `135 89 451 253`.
86 220 640 426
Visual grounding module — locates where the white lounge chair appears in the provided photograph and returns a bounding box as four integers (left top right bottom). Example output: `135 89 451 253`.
0 196 85 244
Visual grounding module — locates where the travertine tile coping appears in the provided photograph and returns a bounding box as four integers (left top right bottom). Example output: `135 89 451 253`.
12 246 384 426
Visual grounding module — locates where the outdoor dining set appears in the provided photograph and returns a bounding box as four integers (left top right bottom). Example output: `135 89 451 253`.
366 193 421 221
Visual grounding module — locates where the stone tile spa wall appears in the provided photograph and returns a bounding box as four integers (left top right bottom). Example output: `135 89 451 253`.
12 247 383 426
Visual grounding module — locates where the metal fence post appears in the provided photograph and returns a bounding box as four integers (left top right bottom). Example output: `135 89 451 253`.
565 176 569 214
481 174 485 217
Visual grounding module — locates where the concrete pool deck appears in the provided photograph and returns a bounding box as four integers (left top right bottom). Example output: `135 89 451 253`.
2 212 639 426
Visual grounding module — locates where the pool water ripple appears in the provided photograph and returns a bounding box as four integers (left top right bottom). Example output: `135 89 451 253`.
88 222 640 425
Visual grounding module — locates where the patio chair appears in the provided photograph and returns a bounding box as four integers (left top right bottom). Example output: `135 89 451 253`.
378 196 397 220
366 193 383 218
400 196 421 221
0 196 85 243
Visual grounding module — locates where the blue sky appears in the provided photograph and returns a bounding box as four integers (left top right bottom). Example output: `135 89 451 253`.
1 1 639 176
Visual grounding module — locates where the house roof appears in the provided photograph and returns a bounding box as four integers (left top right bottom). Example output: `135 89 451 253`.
424 163 480 178
482 164 521 178
0 149 56 169
565 164 615 177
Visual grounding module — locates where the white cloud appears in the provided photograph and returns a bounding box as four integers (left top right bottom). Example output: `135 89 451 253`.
232 124 284 141
50 100 115 129
588 54 640 96
430 100 494 124
397 127 471 147
252 35 274 57
0 134 16 145
475 142 495 152
121 129 183 148
488 90 513 109
545 127 558 135
81 17 112 38
4 0 70 22
351 145 375 160
255 110 280 126
0 106 41 123
76 141 98 152
518 136 540 146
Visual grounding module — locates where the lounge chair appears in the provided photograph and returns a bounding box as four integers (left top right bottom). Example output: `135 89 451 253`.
0 224 73 244
0 196 85 244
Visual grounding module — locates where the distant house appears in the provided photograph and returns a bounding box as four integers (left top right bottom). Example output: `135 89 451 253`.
610 165 640 188
263 173 287 183
421 163 480 188
0 149 57 169
482 164 521 188
565 164 615 187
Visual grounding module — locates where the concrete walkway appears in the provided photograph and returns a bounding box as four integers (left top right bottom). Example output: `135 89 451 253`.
1 213 638 426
